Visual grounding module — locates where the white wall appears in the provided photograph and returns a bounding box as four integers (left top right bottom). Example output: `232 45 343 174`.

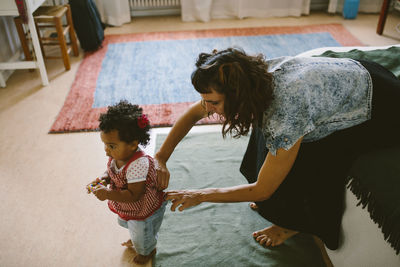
314 0 384 13
334 0 384 13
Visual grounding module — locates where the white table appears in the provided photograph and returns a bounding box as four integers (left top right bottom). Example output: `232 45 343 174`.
0 0 48 87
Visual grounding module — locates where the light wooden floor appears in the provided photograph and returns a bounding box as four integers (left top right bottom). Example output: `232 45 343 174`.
0 12 399 267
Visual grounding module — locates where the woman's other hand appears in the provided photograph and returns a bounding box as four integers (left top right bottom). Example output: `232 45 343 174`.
166 190 203 211
155 157 170 190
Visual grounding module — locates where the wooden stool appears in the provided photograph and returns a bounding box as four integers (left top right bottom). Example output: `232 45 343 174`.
14 5 79 71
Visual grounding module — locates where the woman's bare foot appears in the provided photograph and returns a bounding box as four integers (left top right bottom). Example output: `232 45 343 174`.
121 239 133 248
253 225 298 247
249 202 258 211
134 248 156 265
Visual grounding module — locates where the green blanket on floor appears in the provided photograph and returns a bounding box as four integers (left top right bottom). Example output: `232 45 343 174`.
154 133 325 267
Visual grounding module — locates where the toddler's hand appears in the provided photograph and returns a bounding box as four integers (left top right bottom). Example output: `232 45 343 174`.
93 185 109 201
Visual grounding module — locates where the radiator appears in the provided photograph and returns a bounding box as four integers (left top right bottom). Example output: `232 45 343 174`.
129 0 181 17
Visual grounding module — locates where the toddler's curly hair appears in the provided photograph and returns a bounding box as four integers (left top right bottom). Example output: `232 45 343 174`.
99 100 150 146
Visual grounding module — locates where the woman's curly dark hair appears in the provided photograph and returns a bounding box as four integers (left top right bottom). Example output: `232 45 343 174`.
99 100 151 146
191 47 274 138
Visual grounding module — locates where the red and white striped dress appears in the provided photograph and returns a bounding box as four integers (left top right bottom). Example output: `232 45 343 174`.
107 150 165 221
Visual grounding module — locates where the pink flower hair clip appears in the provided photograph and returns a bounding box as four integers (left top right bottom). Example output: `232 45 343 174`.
137 114 149 129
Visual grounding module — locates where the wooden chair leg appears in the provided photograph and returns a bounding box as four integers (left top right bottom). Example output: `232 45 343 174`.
14 17 33 63
377 0 390 35
54 16 70 70
65 4 79 57
34 20 46 58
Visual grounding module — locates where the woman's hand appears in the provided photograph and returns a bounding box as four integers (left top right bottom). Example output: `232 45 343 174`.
166 190 203 211
154 101 207 191
155 157 170 190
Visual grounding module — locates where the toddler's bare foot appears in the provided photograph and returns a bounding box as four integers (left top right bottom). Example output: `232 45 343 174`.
253 225 298 247
121 239 133 248
134 248 156 265
249 202 258 211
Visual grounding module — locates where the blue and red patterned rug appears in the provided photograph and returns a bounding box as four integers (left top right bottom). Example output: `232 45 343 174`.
49 24 362 133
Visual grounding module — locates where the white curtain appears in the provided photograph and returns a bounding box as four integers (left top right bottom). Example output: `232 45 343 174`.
95 0 131 26
328 0 384 13
181 0 311 22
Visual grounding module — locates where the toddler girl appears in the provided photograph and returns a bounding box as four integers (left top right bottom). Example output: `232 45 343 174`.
88 100 166 265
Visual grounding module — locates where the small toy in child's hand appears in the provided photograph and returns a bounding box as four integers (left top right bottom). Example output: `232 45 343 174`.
87 179 107 194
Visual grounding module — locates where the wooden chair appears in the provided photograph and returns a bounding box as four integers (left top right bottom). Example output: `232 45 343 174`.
14 4 79 71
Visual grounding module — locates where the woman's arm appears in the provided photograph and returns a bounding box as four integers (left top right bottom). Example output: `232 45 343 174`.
155 100 208 189
167 137 303 211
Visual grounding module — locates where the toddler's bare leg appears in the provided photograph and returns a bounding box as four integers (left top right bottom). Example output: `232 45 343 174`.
253 225 298 247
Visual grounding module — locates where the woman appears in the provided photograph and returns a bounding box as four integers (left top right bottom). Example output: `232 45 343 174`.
154 48 400 249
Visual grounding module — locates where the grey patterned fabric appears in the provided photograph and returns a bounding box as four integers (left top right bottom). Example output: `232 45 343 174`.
262 56 372 155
